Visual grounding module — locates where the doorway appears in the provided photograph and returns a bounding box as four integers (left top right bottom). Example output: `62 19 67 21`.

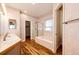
56 4 63 54
25 21 31 40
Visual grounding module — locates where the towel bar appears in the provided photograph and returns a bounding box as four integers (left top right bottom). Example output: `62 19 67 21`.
63 18 79 24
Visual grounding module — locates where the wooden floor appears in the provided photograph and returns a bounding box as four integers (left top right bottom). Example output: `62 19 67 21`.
21 40 62 55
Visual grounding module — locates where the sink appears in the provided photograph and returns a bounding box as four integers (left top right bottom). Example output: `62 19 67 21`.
3 34 17 41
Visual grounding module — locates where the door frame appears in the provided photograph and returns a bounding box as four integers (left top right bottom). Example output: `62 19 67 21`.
25 20 31 40
55 3 63 53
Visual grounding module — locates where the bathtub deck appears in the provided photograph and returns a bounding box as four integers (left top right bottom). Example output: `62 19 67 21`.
21 40 62 55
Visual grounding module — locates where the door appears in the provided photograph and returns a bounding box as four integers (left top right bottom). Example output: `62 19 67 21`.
25 21 31 40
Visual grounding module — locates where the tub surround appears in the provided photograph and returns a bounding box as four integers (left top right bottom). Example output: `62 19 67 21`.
0 33 21 55
35 36 53 52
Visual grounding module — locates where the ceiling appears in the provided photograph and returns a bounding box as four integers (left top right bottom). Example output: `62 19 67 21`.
6 3 53 18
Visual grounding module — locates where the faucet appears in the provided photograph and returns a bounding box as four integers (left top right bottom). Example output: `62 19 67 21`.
3 33 8 41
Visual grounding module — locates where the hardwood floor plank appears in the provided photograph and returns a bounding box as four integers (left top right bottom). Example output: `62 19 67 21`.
21 40 62 55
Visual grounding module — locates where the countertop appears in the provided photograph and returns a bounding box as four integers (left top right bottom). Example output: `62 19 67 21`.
0 34 21 54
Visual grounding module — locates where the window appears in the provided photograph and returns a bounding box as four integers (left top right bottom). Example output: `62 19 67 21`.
45 19 54 31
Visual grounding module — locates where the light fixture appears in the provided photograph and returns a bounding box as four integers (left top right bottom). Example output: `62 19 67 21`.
1 3 7 15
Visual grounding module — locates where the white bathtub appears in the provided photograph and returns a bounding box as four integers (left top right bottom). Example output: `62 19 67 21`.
35 36 53 51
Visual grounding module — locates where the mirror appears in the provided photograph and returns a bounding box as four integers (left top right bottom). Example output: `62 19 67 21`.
44 19 54 31
9 19 16 29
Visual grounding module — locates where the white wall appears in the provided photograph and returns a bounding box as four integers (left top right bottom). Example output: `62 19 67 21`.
0 4 8 36
0 5 21 37
20 13 37 41
6 6 20 36
0 14 1 35
0 4 3 35
63 3 79 55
